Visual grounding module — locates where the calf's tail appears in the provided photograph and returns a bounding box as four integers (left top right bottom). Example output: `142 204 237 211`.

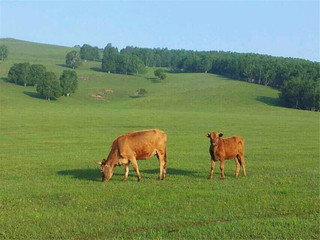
236 154 242 166
164 147 167 170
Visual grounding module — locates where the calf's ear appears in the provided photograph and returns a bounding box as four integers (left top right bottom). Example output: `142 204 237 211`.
96 162 102 166
219 133 223 137
206 133 210 138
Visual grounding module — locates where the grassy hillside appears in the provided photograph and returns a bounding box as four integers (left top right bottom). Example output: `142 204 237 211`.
0 38 319 239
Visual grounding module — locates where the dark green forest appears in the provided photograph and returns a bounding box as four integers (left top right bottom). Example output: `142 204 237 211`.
80 43 320 110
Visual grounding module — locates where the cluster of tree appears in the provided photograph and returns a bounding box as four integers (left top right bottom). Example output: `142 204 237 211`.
100 44 319 110
209 52 319 110
65 44 102 68
279 77 319 110
8 63 78 100
115 46 213 73
80 44 100 61
8 63 45 87
0 45 9 61
101 44 146 74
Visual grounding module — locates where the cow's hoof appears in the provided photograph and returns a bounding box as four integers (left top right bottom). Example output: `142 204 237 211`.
220 177 225 180
123 178 127 182
137 178 141 182
208 176 213 179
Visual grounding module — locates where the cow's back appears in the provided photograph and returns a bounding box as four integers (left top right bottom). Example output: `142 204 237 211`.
116 129 167 159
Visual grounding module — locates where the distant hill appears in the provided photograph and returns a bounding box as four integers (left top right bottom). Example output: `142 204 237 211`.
0 38 73 63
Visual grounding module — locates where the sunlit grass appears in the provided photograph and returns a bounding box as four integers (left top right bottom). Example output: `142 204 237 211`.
0 38 319 239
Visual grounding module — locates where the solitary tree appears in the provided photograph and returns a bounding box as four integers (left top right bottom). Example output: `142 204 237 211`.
154 68 167 80
0 45 9 61
29 64 46 86
65 51 81 69
8 62 31 86
36 72 61 100
60 70 78 96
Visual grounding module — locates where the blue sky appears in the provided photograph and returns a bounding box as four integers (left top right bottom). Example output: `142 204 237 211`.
0 0 319 61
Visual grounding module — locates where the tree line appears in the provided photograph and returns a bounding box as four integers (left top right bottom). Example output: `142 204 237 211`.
8 63 78 100
94 44 319 110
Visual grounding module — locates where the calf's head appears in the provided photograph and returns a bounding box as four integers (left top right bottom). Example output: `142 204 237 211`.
206 132 223 146
97 159 114 182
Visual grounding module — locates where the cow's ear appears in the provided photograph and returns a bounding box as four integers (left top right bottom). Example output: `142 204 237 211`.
96 162 102 166
219 133 223 137
206 133 210 138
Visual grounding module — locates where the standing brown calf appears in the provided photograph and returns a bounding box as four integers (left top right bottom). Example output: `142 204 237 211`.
206 132 246 179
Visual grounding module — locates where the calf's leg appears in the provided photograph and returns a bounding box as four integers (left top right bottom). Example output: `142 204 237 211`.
209 160 215 179
220 159 225 179
240 154 246 177
234 157 240 178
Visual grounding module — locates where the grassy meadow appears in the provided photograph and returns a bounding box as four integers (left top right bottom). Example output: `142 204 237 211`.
0 38 319 239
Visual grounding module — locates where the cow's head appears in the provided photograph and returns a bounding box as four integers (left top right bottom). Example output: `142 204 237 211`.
206 132 223 146
96 159 114 182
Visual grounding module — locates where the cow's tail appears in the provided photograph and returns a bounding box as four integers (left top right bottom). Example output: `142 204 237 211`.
236 154 242 166
164 147 167 171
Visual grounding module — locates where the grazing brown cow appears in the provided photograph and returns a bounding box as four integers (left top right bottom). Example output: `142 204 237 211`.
206 132 246 179
97 129 167 182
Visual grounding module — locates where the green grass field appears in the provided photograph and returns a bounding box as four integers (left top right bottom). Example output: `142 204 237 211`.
0 38 319 239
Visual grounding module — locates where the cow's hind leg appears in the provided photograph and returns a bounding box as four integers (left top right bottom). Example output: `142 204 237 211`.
123 164 129 181
162 148 167 179
156 152 165 180
130 157 141 181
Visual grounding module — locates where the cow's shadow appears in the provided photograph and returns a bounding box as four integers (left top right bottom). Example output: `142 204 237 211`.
57 168 199 182
57 169 100 181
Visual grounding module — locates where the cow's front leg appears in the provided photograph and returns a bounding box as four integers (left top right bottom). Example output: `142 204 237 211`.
220 159 225 179
123 164 129 181
209 160 215 179
130 158 141 181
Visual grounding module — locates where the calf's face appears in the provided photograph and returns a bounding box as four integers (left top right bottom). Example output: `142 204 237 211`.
206 132 223 146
